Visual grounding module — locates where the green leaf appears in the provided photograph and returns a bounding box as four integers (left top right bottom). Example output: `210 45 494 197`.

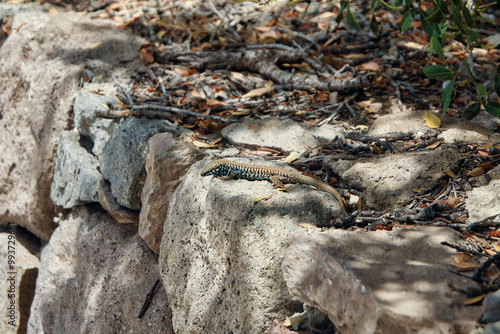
451 4 467 34
494 74 500 97
430 36 446 62
369 14 380 36
433 0 450 15
462 102 481 120
484 102 500 117
461 2 474 26
400 9 416 33
424 65 455 80
420 10 440 37
467 28 479 44
476 83 488 102
379 0 397 12
371 0 377 12
336 1 348 24
442 79 455 116
426 9 446 23
346 7 362 31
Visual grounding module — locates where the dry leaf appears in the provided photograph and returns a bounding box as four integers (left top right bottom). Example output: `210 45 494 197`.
452 253 471 263
485 249 497 256
284 154 299 163
242 86 272 99
89 41 102 49
478 151 489 157
463 294 485 306
192 140 218 148
421 110 441 129
477 142 493 150
257 147 281 154
359 61 381 71
467 167 485 177
298 222 321 229
443 168 458 178
493 244 500 252
426 141 441 149
49 6 58 15
448 262 479 271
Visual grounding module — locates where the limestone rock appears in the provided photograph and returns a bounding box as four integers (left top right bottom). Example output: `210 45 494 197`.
98 117 180 210
50 130 101 208
27 207 173 333
0 11 146 239
466 180 500 227
282 229 480 334
159 159 347 334
139 132 206 254
0 228 39 334
222 118 344 154
328 149 461 210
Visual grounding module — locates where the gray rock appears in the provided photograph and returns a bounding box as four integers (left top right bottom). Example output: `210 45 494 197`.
159 159 346 334
481 289 500 324
98 117 180 210
73 91 119 157
484 322 500 334
50 130 102 208
27 207 173 333
139 132 206 253
467 180 500 227
0 229 39 334
222 118 344 154
282 229 480 334
0 11 146 239
328 149 461 210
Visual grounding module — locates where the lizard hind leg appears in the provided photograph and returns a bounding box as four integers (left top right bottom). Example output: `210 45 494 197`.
269 175 289 192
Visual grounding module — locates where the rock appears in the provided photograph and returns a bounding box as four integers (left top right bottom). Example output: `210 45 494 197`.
28 207 173 333
139 132 206 254
97 179 139 224
222 118 344 154
158 159 347 334
0 11 146 239
368 110 427 136
0 226 39 334
481 289 500 324
467 180 500 227
50 130 102 208
327 149 461 210
438 128 489 144
73 90 120 158
282 229 480 334
98 117 180 210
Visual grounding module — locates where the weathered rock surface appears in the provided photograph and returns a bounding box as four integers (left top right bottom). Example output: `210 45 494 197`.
50 130 101 208
282 229 480 334
99 117 180 210
0 228 39 334
28 207 173 333
328 149 461 210
467 179 500 227
0 11 146 239
222 118 345 154
368 110 427 136
139 132 206 253
159 159 349 334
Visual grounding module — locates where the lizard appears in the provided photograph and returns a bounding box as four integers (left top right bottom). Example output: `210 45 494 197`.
200 159 348 217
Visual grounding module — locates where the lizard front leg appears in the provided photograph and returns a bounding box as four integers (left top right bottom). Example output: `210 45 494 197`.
270 175 289 191
218 170 239 180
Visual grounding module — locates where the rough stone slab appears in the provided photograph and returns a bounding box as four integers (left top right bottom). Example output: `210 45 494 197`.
98 117 180 210
221 118 344 153
159 159 348 334
282 229 480 334
50 130 102 208
0 11 146 239
327 149 461 210
27 207 173 333
139 132 206 253
467 180 500 227
73 90 120 158
0 228 39 334
368 110 427 136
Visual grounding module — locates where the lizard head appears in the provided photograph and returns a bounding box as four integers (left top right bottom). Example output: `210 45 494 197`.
200 159 228 176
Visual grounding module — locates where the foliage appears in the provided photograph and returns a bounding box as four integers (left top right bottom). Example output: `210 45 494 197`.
245 0 500 119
